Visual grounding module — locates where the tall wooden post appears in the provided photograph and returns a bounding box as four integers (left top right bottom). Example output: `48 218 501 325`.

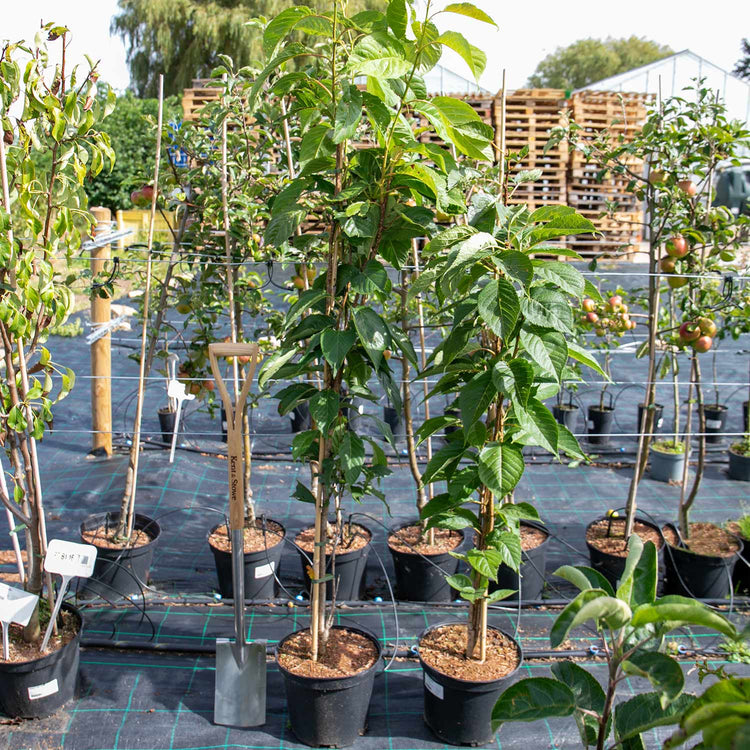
90 206 113 456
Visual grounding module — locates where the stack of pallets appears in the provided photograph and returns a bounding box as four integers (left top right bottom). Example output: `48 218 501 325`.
499 89 568 210
565 91 652 257
181 79 222 122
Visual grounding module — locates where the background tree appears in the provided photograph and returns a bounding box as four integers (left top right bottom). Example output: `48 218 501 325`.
113 0 385 97
528 36 672 90
734 38 750 80
86 90 181 210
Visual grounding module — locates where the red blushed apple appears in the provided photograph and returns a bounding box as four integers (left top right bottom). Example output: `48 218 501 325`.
582 298 596 312
586 312 599 324
660 256 676 273
665 236 688 258
692 335 713 353
648 170 666 185
678 180 697 197
679 321 700 343
668 275 688 289
697 317 717 337
608 295 623 308
130 185 154 207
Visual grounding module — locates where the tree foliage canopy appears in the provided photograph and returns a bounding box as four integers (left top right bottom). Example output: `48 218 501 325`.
527 36 673 90
113 0 385 97
734 38 750 80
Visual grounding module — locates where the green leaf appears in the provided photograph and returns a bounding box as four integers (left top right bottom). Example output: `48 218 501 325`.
291 430 318 461
340 431 365 485
347 32 412 79
629 539 658 608
416 415 458 446
442 3 498 27
477 442 524 498
285 288 327 326
300 123 334 165
459 369 495 433
426 507 479 531
320 329 356 371
386 0 408 38
550 589 631 648
520 328 565 382
466 548 504 581
514 398 559 455
557 423 587 461
567 341 608 379
529 212 598 245
615 692 694 743
486 530 522 571
551 661 605 746
477 278 519 341
532 260 585 298
554 565 615 596
521 287 573 334
258 348 297 390
422 442 467 485
616 532 645 603
293 481 317 504
263 7 313 57
436 31 486 80
630 596 738 640
492 678 575 732
308 389 340 431
352 307 390 369
622 650 684 708
333 83 362 143
287 313 334 343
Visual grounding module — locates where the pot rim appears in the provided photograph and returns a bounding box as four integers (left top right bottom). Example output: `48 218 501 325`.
585 516 665 551
650 443 686 457
588 405 615 414
728 445 750 459
386 521 465 556
417 620 523 686
79 511 161 550
703 403 728 412
553 403 579 412
662 522 744 559
275 624 382 683
207 518 286 551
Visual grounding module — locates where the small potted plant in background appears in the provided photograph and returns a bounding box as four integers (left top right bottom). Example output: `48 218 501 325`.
726 514 750 593
0 26 113 717
416 186 601 743
728 360 750 482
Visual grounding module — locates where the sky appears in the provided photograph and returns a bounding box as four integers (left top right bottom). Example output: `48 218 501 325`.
3 0 750 94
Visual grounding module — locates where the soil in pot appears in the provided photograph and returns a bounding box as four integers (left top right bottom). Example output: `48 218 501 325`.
586 518 664 588
387 525 463 602
79 513 160 599
208 519 285 599
703 403 728 444
492 523 549 601
418 623 522 746
296 523 371 600
662 522 742 599
0 604 81 719
277 626 381 748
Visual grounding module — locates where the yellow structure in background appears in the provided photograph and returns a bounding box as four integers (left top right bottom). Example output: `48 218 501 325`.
115 209 175 249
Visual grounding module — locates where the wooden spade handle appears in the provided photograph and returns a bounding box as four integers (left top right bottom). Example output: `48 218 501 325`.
208 343 260 531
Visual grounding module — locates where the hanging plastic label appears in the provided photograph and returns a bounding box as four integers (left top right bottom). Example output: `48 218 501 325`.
254 561 275 579
0 583 38 626
44 539 98 579
28 678 59 700
705 419 722 430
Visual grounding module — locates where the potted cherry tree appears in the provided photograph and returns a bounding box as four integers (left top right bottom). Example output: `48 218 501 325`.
254 0 500 745
416 192 603 744
0 26 113 717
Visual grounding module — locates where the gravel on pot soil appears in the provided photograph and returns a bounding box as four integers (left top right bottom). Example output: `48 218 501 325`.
419 624 520 682
81 526 152 549
388 525 461 555
586 519 663 557
295 523 370 554
6 608 78 664
277 627 378 678
520 525 548 551
208 519 284 554
663 522 740 557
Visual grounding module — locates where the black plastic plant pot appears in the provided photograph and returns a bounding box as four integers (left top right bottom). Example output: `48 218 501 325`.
743 401 748 431
703 404 728 444
298 526 371 601
637 402 664 435
585 517 664 589
157 407 176 443
291 402 311 433
587 406 615 445
491 522 549 601
663 523 743 599
418 623 523 747
0 603 81 719
732 532 750 594
552 404 578 432
276 625 381 748
208 521 286 600
388 523 464 603
383 406 405 438
728 447 750 482
79 512 161 600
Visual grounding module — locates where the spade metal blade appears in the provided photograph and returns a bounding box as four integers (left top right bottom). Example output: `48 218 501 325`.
214 638 266 727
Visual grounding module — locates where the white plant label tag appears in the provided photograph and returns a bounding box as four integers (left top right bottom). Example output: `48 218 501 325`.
657 418 664 428
705 419 723 430
424 672 444 700
254 561 275 579
168 379 195 401
28 678 59 700
588 421 595 430
0 583 38 626
44 539 98 579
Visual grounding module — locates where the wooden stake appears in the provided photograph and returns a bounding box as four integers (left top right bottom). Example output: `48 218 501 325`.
90 206 113 456
125 74 164 539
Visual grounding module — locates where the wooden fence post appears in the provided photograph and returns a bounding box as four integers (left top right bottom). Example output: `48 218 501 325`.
90 206 113 456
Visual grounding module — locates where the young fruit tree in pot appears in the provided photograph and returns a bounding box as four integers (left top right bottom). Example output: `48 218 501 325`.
416 196 605 661
548 83 750 539
255 0 497 662
491 534 746 750
0 27 114 642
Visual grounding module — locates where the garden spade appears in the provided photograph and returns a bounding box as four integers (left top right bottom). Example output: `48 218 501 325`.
208 342 266 728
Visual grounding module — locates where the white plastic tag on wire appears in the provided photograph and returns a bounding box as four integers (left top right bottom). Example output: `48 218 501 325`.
86 314 129 345
0 583 39 660
167 379 195 463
